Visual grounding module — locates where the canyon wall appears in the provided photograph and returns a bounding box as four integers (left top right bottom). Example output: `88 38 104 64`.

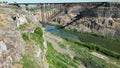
48 2 120 36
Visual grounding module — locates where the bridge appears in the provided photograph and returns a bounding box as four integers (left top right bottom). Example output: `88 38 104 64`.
8 2 114 24
9 2 80 22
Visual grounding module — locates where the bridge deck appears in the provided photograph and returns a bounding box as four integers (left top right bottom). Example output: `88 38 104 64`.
8 2 105 5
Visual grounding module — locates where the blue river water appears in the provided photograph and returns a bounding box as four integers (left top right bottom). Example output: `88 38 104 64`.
45 24 80 42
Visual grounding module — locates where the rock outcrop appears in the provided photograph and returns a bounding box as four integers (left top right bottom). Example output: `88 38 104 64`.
0 4 48 68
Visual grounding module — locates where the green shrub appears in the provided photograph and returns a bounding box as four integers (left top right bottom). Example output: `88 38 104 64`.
34 27 43 36
22 33 29 41
19 24 26 31
58 43 66 49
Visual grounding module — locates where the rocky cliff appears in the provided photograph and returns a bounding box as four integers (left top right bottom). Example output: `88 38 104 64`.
0 4 48 68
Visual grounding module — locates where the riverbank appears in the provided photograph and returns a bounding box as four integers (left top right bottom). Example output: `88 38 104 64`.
44 30 120 68
62 29 120 54
45 24 120 59
45 24 120 53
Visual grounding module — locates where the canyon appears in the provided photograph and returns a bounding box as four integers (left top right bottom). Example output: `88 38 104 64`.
0 2 120 68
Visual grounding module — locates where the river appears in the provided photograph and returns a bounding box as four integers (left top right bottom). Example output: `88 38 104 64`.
45 24 80 42
45 24 120 54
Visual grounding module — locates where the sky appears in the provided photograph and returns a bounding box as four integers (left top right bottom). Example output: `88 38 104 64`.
0 0 119 3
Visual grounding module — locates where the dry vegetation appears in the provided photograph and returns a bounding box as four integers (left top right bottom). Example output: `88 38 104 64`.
0 12 8 28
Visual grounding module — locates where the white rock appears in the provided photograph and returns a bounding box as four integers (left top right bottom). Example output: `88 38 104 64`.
36 48 41 58
43 40 47 54
17 15 27 27
0 41 7 56
34 45 42 58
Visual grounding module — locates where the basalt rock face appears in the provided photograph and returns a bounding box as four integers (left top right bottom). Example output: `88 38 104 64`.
0 7 25 67
52 2 120 36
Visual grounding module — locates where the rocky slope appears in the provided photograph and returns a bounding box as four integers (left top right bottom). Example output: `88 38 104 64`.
0 4 48 68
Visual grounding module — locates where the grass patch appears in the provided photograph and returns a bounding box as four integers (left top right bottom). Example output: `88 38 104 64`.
58 43 66 49
21 27 43 68
19 24 27 31
22 54 37 68
31 27 44 50
22 27 44 51
47 42 81 68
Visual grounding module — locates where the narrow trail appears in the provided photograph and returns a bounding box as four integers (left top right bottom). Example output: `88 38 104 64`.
91 52 120 68
41 32 49 68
